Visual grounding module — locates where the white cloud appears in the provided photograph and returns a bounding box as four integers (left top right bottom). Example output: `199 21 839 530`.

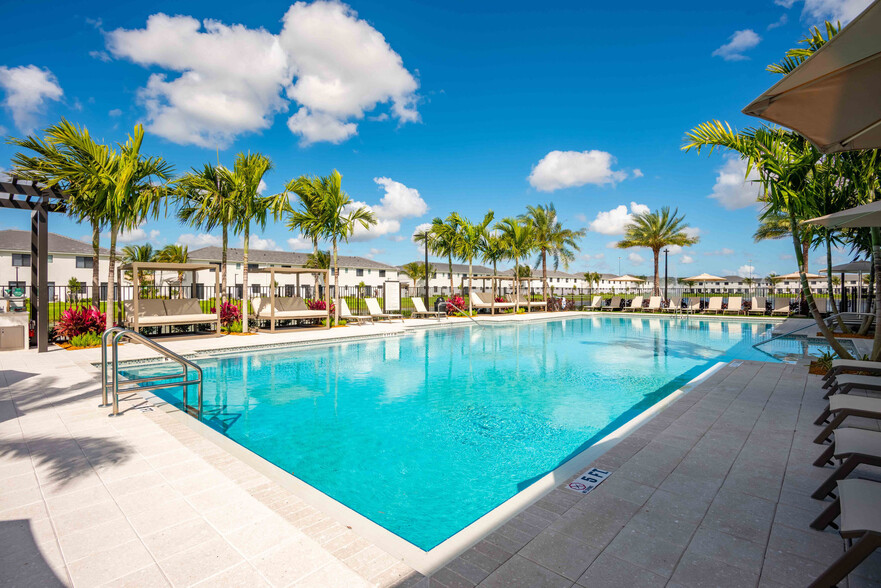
681 255 695 264
0 65 63 133
712 29 761 61
737 264 756 278
582 253 605 260
528 150 628 192
666 245 683 255
628 252 645 265
239 236 282 251
767 13 789 29
365 247 385 260
177 232 222 247
108 108 122 117
704 248 736 256
89 50 112 62
588 202 649 235
106 4 418 148
257 179 267 194
286 235 312 251
111 227 161 244
411 222 432 243
632 169 644 178
605 241 620 249
348 177 428 241
708 156 763 210
790 0 873 23
684 226 701 240
575 213 587 223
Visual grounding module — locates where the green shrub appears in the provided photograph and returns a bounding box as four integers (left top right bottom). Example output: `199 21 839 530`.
70 332 102 348
816 350 836 372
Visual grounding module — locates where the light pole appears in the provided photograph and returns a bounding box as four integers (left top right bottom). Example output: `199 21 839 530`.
423 233 430 309
663 248 669 301
618 257 621 276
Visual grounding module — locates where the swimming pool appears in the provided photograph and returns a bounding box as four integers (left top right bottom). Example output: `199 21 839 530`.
130 315 781 550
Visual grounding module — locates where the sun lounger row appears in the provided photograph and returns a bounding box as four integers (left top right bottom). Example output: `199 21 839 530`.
581 295 796 315
808 359 881 585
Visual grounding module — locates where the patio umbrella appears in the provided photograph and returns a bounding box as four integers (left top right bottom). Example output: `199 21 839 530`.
607 274 643 282
804 201 881 228
681 273 725 305
742 0 881 153
777 271 823 280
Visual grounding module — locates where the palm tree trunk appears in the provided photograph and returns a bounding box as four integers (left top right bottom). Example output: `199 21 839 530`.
788 211 852 359
221 222 228 302
860 259 875 335
179 271 185 299
242 226 249 331
91 219 101 307
826 235 849 333
801 239 810 307
514 261 520 313
871 228 881 360
468 258 473 314
448 256 454 295
542 249 548 302
312 238 318 298
652 248 661 297
106 225 118 330
333 237 340 325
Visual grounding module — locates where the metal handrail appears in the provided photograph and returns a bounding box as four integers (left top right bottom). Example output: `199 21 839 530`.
101 328 203 418
445 301 481 325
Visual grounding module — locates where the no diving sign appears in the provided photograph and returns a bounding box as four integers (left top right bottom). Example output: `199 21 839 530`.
567 467 610 495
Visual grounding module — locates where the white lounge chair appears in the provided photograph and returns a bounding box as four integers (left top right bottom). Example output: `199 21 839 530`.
723 296 743 314
645 296 662 312
511 293 547 311
339 298 373 325
663 297 682 313
684 298 701 314
702 297 724 314
622 296 644 312
748 296 766 315
584 295 603 310
771 297 792 316
411 297 446 320
365 298 403 322
471 292 515 314
601 296 622 311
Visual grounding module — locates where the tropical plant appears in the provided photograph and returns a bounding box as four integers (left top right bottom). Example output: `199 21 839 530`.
425 216 458 294
522 203 585 301
156 244 190 298
449 211 495 313
175 162 235 301
68 276 84 301
617 207 698 296
121 244 156 289
400 261 433 289
583 271 601 296
495 217 535 313
444 295 466 315
311 170 376 324
305 249 331 292
285 174 327 296
54 305 106 339
224 152 286 330
210 301 241 331
70 332 102 348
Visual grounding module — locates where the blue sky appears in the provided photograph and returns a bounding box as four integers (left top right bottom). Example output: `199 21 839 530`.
0 0 871 277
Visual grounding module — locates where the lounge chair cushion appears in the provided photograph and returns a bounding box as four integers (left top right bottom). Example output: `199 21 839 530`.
283 297 309 311
134 313 216 326
124 299 166 317
164 299 203 316
838 479 881 534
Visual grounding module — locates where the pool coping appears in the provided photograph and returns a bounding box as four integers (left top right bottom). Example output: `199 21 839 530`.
127 339 732 575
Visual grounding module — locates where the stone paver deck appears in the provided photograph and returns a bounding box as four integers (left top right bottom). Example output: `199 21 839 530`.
2 320 881 587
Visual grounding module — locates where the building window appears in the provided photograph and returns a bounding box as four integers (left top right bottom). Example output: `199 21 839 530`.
12 254 31 267
379 270 386 277
47 255 53 263
236 263 241 269
248 264 258 272
356 269 364 277
76 256 93 268
367 269 372 275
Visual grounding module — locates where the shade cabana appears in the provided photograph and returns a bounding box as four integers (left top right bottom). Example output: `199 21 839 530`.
682 273 725 282
0 178 69 352
250 267 331 331
118 262 222 336
742 0 881 152
777 271 824 280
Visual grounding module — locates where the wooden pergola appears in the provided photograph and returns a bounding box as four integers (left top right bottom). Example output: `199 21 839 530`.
250 267 331 330
0 178 69 352
475 275 527 313
118 262 222 336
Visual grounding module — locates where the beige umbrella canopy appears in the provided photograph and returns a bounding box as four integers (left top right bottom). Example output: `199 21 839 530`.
682 273 725 282
742 0 881 153
608 274 644 282
804 200 881 228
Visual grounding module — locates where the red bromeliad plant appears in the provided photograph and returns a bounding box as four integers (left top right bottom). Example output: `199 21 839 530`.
307 299 335 314
210 302 241 329
55 306 106 339
445 295 466 315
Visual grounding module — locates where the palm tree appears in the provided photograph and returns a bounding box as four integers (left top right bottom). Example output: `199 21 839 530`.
427 216 458 295
449 211 494 314
285 175 326 296
175 163 235 302
617 207 698 297
481 232 507 298
766 273 781 295
9 119 111 303
495 217 535 313
156 244 190 298
312 170 376 324
224 152 285 330
400 262 432 291
584 271 601 297
121 244 155 291
522 204 586 301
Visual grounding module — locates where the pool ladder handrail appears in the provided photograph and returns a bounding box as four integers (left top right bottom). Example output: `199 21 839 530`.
444 301 481 325
100 327 204 419
751 320 818 349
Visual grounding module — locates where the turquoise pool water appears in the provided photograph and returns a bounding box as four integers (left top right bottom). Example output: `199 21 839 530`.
131 316 783 550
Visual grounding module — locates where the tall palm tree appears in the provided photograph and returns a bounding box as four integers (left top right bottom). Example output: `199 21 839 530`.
305 249 331 293
285 175 326 296
313 170 376 324
224 152 285 330
9 119 110 302
427 216 458 295
156 244 190 298
175 163 235 302
583 271 601 297
522 203 586 301
617 207 698 297
400 261 432 290
481 232 507 294
450 211 494 314
495 217 535 313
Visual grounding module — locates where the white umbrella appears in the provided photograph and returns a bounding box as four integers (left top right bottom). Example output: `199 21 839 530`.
682 273 725 282
608 274 643 282
777 271 823 280
742 0 881 153
804 200 881 228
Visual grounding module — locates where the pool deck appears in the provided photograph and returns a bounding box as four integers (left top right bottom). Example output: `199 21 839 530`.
2 313 880 587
